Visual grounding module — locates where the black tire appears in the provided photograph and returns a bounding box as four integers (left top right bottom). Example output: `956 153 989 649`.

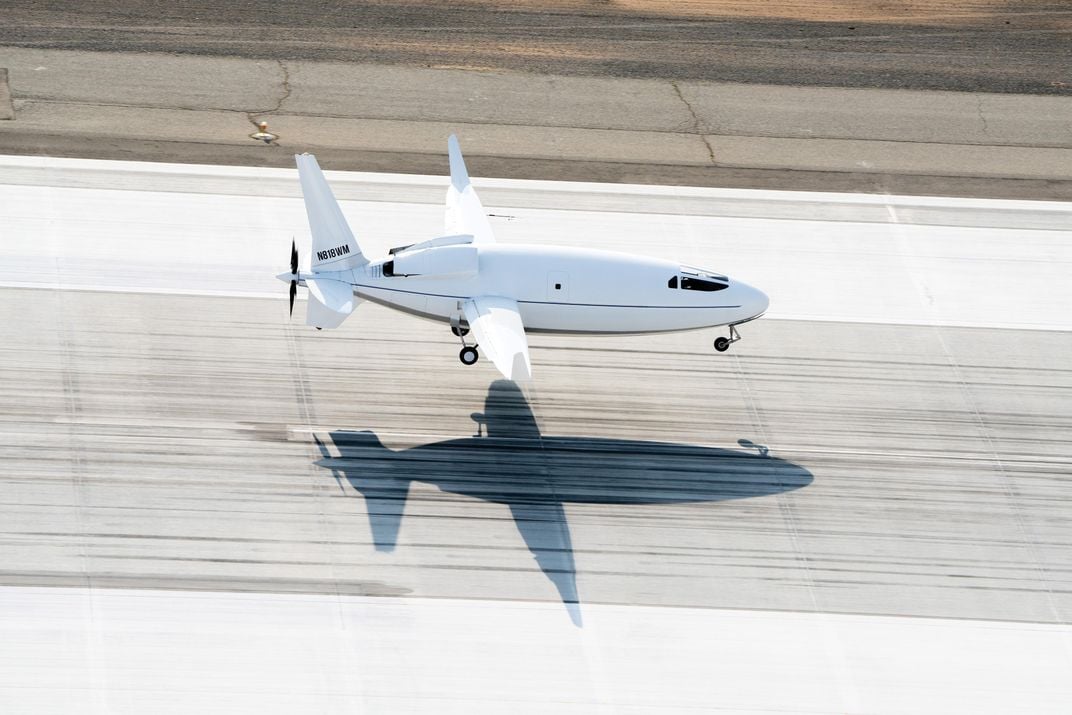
459 346 479 365
714 337 730 352
451 325 470 337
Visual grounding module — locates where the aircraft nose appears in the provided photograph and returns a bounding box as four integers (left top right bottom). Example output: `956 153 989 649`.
740 281 769 318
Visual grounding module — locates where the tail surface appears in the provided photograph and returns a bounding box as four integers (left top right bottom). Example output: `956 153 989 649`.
445 135 496 245
305 276 356 329
295 153 367 272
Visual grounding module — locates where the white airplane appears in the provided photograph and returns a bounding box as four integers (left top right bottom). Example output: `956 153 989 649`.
277 136 769 381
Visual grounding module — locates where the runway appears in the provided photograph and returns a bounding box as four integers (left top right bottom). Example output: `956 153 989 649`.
3 46 1071 199
1 158 1071 711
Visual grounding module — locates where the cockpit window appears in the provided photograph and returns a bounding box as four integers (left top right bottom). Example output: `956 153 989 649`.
681 265 728 281
667 276 678 289
681 276 728 291
679 266 729 291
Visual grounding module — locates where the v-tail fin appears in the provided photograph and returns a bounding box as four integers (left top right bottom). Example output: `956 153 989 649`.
305 277 357 329
295 153 368 273
445 135 496 244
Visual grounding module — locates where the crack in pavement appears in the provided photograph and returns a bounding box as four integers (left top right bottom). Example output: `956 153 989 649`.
670 80 716 165
246 60 292 131
0 68 14 120
975 95 991 138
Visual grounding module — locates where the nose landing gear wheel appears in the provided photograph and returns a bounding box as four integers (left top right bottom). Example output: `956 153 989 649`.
459 346 479 365
714 324 742 353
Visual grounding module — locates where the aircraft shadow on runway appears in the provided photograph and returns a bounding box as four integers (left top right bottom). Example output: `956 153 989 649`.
314 380 812 627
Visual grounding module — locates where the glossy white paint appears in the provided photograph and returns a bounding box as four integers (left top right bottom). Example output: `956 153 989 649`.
286 139 769 379
319 245 767 334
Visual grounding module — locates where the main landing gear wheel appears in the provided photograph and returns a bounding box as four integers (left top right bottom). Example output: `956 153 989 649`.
452 316 478 365
459 346 479 365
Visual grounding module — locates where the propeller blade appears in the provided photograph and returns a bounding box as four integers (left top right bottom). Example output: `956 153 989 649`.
290 239 299 275
289 280 297 316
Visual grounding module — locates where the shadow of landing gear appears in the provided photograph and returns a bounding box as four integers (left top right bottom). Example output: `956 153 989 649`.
315 381 813 628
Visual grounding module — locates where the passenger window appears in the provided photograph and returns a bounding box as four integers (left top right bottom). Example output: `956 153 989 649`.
681 277 728 292
667 276 678 289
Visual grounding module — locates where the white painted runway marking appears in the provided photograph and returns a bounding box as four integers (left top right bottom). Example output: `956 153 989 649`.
1 585 1069 714
2 155 1069 331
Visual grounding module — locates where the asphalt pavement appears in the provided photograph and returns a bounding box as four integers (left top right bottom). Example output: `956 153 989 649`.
2 47 1071 199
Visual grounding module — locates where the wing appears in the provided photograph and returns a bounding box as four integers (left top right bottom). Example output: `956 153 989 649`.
463 296 532 382
445 135 496 245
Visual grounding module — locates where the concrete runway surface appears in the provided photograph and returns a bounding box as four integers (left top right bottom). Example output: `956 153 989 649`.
0 157 1070 712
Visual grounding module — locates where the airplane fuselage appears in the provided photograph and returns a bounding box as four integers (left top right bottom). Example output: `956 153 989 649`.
307 244 768 334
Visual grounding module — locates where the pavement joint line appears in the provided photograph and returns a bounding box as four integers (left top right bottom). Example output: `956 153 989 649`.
9 98 1072 150
5 582 1071 627
2 154 1069 209
12 97 274 116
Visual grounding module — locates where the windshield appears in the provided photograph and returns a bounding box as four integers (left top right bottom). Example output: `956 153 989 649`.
678 266 729 291
681 265 728 282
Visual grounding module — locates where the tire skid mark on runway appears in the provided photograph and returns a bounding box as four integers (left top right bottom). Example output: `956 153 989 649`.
1 287 1071 624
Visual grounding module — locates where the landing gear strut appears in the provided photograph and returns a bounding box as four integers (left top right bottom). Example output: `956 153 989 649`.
714 324 742 352
452 315 479 365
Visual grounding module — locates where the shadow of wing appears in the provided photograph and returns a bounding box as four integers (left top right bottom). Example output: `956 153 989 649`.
508 500 582 627
354 476 411 553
